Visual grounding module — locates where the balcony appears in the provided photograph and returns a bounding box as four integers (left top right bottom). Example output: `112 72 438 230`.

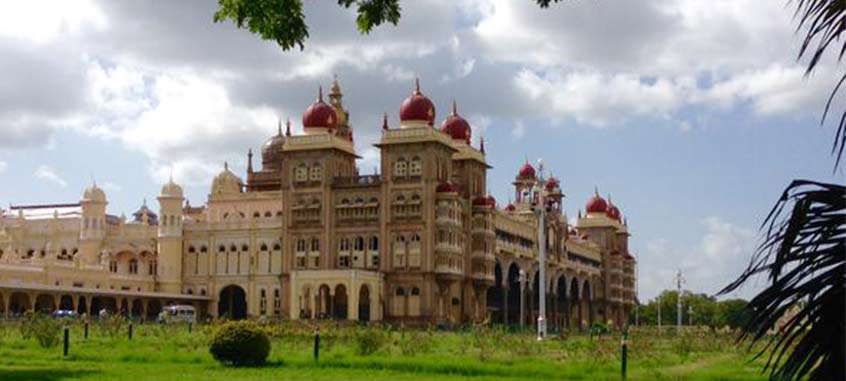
332 175 382 188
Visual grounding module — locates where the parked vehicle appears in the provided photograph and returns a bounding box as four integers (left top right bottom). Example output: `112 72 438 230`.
157 305 196 323
52 309 77 318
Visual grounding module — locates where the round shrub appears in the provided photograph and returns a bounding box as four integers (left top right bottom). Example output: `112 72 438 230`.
209 321 271 367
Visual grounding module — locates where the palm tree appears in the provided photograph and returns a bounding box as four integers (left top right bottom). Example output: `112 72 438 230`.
719 2 846 381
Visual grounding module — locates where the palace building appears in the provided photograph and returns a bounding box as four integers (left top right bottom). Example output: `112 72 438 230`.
0 79 636 329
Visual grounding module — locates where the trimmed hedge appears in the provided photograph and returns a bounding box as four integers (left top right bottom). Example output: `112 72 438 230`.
209 321 270 366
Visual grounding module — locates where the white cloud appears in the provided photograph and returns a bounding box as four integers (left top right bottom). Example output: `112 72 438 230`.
699 64 832 116
639 216 759 300
515 69 690 127
35 165 67 188
0 0 106 44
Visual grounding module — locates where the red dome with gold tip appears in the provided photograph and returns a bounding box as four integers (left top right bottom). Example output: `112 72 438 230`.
400 78 435 125
302 86 338 130
517 161 535 179
504 203 516 212
606 198 621 220
585 190 608 213
440 100 471 142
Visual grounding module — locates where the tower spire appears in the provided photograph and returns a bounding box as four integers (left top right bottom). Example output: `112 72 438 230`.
382 113 389 130
247 148 253 173
277 118 282 135
285 118 292 136
318 85 324 102
480 136 486 154
451 99 457 116
414 77 420 94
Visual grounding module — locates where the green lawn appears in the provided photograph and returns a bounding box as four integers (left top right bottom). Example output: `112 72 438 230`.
0 322 769 381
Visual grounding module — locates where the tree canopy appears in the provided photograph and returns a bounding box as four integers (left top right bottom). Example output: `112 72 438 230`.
214 0 567 51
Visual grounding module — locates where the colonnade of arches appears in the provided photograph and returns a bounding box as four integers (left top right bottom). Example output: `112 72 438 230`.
485 261 596 331
296 283 372 322
0 290 192 320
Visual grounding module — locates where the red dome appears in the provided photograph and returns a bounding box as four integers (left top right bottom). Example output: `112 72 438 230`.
606 204 621 220
545 177 559 191
517 161 535 179
436 181 456 193
440 101 471 142
473 194 496 207
586 191 607 213
400 79 435 125
504 203 516 212
302 86 338 129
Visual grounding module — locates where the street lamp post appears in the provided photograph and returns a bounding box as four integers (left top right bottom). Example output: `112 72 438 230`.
533 159 548 340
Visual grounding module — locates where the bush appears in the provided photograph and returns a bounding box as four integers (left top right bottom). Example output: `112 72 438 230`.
21 313 62 348
209 321 271 367
353 327 387 356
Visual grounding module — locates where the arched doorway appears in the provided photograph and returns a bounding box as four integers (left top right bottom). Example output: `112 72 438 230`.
582 280 592 326
146 299 162 320
131 300 144 318
9 292 30 316
358 285 370 322
506 264 521 325
334 285 348 320
569 278 581 330
91 296 117 316
35 294 56 313
218 285 247 320
77 296 88 315
317 285 331 319
59 295 73 311
486 262 504 324
556 277 568 330
530 270 540 326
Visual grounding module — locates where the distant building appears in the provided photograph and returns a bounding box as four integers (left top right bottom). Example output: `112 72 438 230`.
0 79 636 328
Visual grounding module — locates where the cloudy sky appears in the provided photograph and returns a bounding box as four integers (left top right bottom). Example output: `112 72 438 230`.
0 0 841 301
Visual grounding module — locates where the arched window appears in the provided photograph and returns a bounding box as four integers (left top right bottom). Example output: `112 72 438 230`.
394 158 407 177
253 211 261 218
200 246 208 253
296 239 306 252
411 287 421 295
218 245 225 253
354 236 365 251
230 244 237 252
295 164 308 182
128 259 138 274
369 236 379 251
340 238 350 251
241 244 249 252
188 246 196 253
310 238 320 251
260 243 268 252
309 163 323 181
264 211 272 218
396 287 406 296
409 156 422 176
273 243 281 251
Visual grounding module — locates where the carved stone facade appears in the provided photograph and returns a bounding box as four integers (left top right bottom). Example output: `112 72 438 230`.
0 79 636 328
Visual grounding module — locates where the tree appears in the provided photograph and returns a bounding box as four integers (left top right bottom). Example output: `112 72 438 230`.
214 0 567 51
719 2 846 381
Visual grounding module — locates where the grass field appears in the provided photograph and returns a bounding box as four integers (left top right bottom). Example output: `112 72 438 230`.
0 321 769 381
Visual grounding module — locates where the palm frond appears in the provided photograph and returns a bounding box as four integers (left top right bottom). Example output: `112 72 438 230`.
794 0 846 169
719 180 845 381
